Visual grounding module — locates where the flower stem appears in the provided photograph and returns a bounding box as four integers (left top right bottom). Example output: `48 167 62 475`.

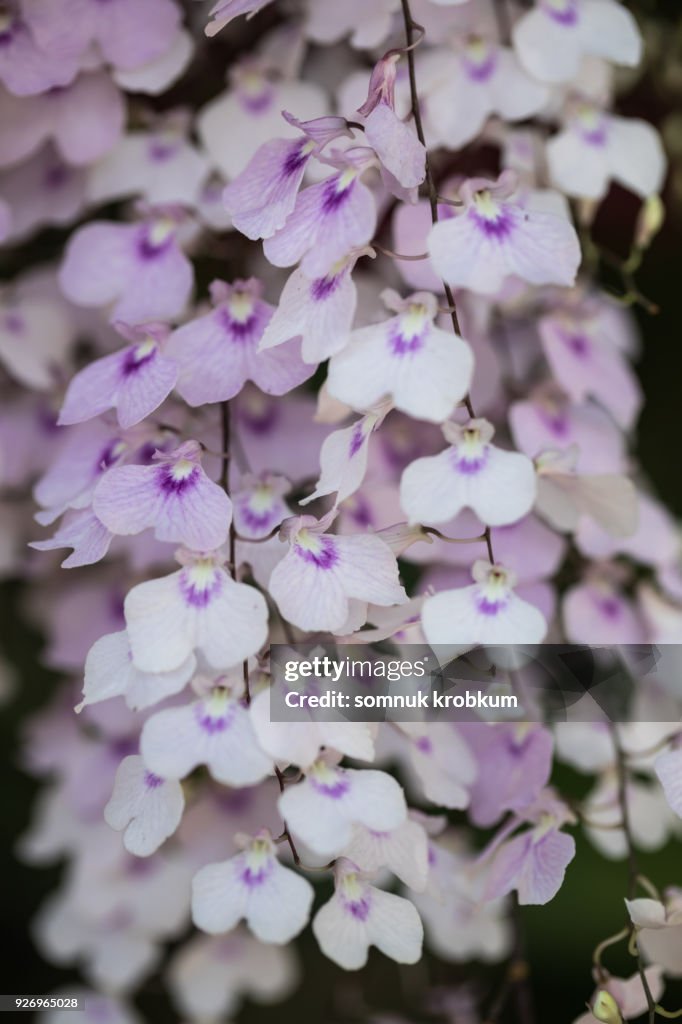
398 0 495 565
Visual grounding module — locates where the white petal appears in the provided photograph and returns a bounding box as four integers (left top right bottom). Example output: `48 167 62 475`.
313 893 370 970
300 417 373 506
366 888 423 964
625 897 667 930
422 585 548 650
547 129 611 200
194 577 269 670
606 117 666 199
278 779 352 856
400 449 468 525
512 6 583 83
327 320 473 422
80 630 195 712
191 859 249 934
269 549 352 632
125 570 196 673
341 768 408 833
246 861 314 943
342 819 429 891
580 0 642 67
104 755 184 857
655 748 682 818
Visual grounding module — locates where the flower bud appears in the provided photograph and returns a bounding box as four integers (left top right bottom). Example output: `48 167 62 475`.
592 990 623 1024
635 194 665 250
576 197 599 228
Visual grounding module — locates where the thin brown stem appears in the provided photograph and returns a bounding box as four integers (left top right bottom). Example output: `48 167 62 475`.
610 724 657 1024
399 0 495 564
373 242 429 261
220 401 251 704
274 765 301 865
423 526 488 545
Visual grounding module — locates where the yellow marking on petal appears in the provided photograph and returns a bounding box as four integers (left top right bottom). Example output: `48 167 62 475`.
187 558 218 590
295 527 323 554
250 482 275 512
204 687 230 717
575 103 602 131
241 70 268 97
340 871 364 900
148 217 176 247
132 337 157 361
170 458 196 480
244 835 274 870
337 167 359 191
228 290 256 322
309 758 338 784
400 303 430 338
472 190 502 221
458 425 487 460
465 35 491 63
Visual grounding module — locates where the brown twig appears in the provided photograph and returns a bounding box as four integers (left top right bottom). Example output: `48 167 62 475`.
399 0 495 565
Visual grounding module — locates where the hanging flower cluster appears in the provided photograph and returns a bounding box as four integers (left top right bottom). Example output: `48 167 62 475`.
1 0 681 1022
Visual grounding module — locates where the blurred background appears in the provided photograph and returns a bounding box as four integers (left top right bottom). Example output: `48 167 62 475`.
1 0 682 1019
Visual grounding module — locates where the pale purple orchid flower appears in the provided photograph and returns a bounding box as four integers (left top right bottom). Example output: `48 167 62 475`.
167 278 315 407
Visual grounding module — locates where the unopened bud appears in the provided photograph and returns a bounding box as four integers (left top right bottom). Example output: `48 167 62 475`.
635 194 665 250
592 990 623 1024
576 197 599 228
376 521 431 556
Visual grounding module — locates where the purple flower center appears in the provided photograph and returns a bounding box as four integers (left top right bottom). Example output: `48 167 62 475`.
194 699 234 734
539 408 570 437
281 140 310 178
598 595 622 620
239 400 279 435
452 446 489 475
541 0 579 25
416 736 432 754
310 774 350 799
239 860 274 888
348 423 365 457
311 272 342 302
121 344 157 377
144 770 163 789
565 332 590 358
476 595 508 616
0 15 18 46
137 227 174 261
321 173 355 214
218 305 261 345
294 533 339 569
463 48 497 83
149 140 180 163
158 463 199 495
388 321 428 356
44 164 71 190
344 896 371 921
348 497 373 527
469 205 515 240
99 440 124 471
239 86 274 114
2 311 24 333
238 499 277 532
180 566 223 608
